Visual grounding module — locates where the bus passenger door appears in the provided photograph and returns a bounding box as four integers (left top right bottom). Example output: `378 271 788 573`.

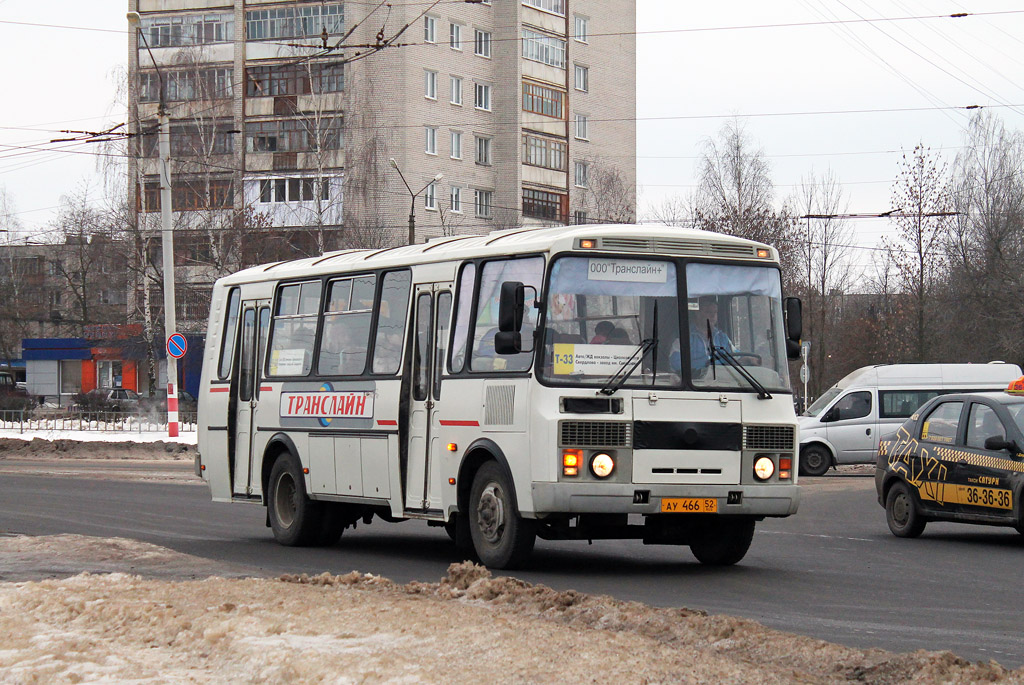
232 300 270 497
405 283 453 513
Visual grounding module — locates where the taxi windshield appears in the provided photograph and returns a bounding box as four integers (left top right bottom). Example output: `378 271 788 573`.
1003 401 1024 434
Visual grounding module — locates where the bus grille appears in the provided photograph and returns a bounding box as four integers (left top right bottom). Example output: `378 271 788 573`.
744 425 795 451
559 421 632 447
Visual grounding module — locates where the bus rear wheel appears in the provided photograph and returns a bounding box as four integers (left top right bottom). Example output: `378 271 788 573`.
469 462 536 569
268 451 333 547
689 517 756 566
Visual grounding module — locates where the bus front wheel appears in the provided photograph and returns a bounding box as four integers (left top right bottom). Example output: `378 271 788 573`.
468 461 536 569
268 451 332 547
689 517 756 566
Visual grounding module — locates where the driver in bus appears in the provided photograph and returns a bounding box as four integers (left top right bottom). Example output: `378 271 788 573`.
687 297 735 371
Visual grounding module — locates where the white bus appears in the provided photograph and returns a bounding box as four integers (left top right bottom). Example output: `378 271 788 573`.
197 224 803 568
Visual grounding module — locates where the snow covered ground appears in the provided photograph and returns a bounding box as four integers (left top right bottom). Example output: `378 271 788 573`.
0 535 1020 684
0 425 197 445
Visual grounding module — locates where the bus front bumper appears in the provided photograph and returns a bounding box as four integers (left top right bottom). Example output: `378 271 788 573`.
529 482 800 517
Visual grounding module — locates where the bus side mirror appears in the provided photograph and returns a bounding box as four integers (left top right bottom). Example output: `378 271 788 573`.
498 281 525 333
785 297 802 359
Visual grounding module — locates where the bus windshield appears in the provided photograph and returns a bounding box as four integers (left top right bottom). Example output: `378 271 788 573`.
539 256 679 388
538 256 791 394
686 262 791 393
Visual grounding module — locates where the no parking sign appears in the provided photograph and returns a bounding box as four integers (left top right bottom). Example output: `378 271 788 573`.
167 333 188 359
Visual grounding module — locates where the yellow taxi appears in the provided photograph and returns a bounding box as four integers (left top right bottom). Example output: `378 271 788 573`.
875 378 1024 538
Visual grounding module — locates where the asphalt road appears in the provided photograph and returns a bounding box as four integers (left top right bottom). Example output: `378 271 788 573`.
1 467 1022 667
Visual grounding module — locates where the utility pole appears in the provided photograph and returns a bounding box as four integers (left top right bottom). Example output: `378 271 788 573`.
129 11 180 438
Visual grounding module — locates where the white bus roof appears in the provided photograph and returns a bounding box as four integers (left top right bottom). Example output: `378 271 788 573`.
832 363 1023 390
214 224 778 287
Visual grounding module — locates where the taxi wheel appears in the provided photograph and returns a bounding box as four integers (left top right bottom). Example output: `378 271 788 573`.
799 445 831 477
690 517 756 566
885 481 926 538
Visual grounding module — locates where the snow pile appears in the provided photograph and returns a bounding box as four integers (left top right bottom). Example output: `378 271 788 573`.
0 536 1021 683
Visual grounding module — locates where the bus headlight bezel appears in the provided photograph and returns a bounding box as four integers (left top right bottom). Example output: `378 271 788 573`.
590 452 615 479
753 455 776 481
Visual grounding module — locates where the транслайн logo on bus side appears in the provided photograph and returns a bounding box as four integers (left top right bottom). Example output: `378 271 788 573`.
279 382 374 427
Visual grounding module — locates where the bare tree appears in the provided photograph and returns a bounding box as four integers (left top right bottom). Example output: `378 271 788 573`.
882 144 952 361
576 158 636 224
795 169 855 396
693 120 799 283
644 194 691 227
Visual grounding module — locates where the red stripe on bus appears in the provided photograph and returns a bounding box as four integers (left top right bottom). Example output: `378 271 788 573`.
260 386 273 392
439 420 480 427
376 420 398 426
209 387 230 393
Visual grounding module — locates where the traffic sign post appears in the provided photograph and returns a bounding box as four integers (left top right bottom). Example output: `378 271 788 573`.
165 333 187 438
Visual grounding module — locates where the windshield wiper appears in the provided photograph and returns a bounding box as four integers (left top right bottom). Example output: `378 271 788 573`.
705 328 772 400
598 338 657 396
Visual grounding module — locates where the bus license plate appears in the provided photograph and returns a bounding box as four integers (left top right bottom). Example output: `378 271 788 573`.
660 497 717 513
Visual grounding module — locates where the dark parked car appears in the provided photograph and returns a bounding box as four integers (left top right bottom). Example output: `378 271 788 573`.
72 388 142 414
0 371 32 411
876 388 1024 538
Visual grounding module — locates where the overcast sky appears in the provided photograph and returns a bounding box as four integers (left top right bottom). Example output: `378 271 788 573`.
1 0 1023 274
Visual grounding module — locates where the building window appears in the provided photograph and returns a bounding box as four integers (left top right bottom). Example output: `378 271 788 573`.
523 188 567 222
474 189 493 218
574 64 588 92
575 113 589 140
244 118 342 153
139 179 234 212
450 75 463 105
451 130 462 159
574 15 588 42
424 16 437 43
425 126 438 155
142 125 235 157
141 67 234 102
575 161 589 188
424 182 437 210
523 0 566 15
573 210 588 225
246 5 343 41
450 23 462 49
141 12 234 47
257 176 332 203
474 136 492 165
246 63 343 97
522 81 565 119
522 134 566 171
425 70 437 99
450 186 462 213
474 29 491 58
521 28 565 68
474 82 491 111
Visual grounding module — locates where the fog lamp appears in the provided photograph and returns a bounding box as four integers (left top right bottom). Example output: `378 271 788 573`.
590 453 615 478
754 455 775 481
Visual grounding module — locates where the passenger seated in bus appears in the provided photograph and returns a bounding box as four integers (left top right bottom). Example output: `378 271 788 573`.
606 327 632 345
590 321 615 344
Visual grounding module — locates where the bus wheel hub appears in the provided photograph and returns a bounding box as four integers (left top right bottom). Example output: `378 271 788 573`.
477 483 505 543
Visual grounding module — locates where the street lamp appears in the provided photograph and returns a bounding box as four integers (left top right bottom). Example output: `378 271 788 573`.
389 158 443 245
128 11 180 438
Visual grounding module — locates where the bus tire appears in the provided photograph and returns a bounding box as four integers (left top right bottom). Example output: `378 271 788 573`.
469 461 536 569
689 517 755 566
268 451 323 547
799 445 831 477
885 481 926 538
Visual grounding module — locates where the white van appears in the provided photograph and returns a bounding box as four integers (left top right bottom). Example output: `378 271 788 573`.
798 363 1023 476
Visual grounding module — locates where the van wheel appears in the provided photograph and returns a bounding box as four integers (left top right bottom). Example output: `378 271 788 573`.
689 517 756 565
268 451 325 547
469 462 536 569
886 481 926 538
800 445 831 477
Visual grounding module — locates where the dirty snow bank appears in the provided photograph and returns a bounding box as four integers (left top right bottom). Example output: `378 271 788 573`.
0 537 1020 684
0 437 194 460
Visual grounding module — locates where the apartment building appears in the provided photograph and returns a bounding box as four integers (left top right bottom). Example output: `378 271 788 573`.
127 0 636 291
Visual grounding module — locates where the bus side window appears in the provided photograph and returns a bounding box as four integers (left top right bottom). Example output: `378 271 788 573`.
372 270 412 374
218 288 241 379
267 281 321 377
449 262 476 373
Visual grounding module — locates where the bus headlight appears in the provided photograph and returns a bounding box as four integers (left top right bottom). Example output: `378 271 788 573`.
590 453 615 478
754 456 775 481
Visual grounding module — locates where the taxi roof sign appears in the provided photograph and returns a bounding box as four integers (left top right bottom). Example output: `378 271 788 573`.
1006 377 1024 395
